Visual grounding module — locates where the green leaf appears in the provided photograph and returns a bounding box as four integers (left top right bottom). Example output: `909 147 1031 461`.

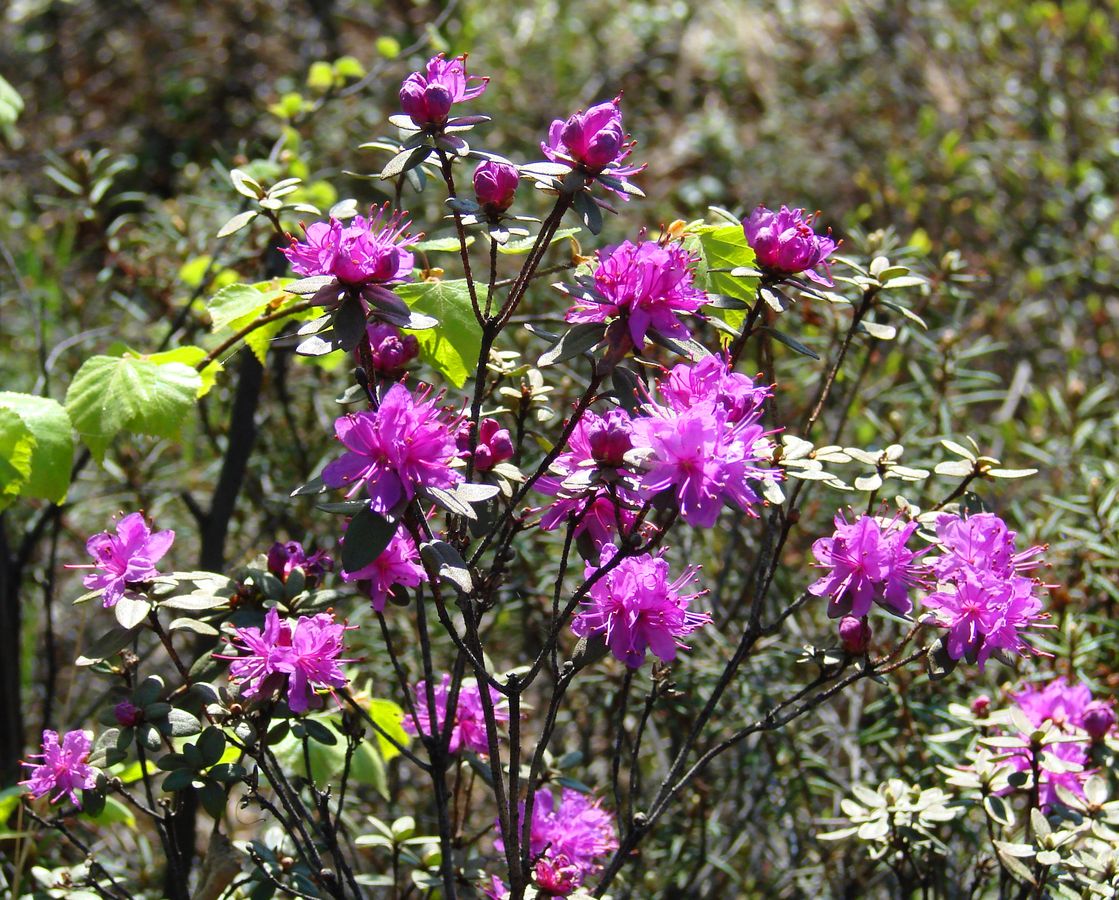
396 280 482 388
0 75 24 126
0 407 35 506
0 786 22 825
366 698 410 762
66 354 202 460
83 795 135 829
135 346 221 397
341 507 397 572
686 224 759 330
207 283 287 332
0 393 73 504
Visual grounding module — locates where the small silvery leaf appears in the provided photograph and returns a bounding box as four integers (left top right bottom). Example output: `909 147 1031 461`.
216 210 258 238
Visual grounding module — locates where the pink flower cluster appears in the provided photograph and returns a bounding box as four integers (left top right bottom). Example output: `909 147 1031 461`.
631 356 777 527
403 673 509 755
1005 678 1115 807
923 512 1049 669
341 527 427 612
360 322 420 375
72 511 174 608
282 207 416 292
808 511 922 619
399 53 487 127
563 238 707 351
572 544 709 669
541 97 644 197
21 729 97 807
742 205 837 285
223 608 351 713
323 383 463 515
493 788 618 897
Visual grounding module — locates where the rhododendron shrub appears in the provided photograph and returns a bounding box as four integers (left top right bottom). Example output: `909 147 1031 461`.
5 39 1113 900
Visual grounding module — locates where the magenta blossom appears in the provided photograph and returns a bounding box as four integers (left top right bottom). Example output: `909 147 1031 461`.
21 729 97 807
536 409 643 548
630 361 778 527
922 512 1049 669
541 97 645 198
564 239 707 350
572 545 709 668
457 418 514 473
403 673 509 755
266 541 333 588
223 609 351 713
808 511 922 618
497 788 619 885
658 355 770 425
322 383 463 514
1006 678 1097 807
1084 702 1116 741
70 511 174 608
399 53 487 127
356 322 420 375
473 160 519 214
341 527 427 611
282 207 416 290
742 205 838 285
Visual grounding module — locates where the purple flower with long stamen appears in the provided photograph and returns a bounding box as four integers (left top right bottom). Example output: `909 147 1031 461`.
564 239 706 350
283 207 416 290
541 97 645 198
743 205 837 285
572 545 709 668
630 360 778 527
399 53 487 127
223 608 352 713
403 673 509 755
341 527 427 611
808 511 922 618
495 788 618 890
322 383 463 514
536 409 643 548
922 512 1050 668
21 729 97 807
70 512 174 608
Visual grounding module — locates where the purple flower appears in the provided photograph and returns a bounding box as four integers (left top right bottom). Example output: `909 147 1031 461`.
223 608 351 713
340 527 427 612
403 673 509 755
282 207 416 289
473 161 519 214
21 729 97 807
322 383 464 514
536 408 643 548
838 616 872 655
564 239 707 350
399 53 487 127
533 855 583 895
572 545 709 668
266 541 333 588
742 205 838 285
1007 678 1096 807
357 322 420 375
71 512 174 608
658 355 770 425
541 97 644 197
630 362 779 527
808 511 922 618
922 512 1049 669
457 418 514 473
496 788 618 889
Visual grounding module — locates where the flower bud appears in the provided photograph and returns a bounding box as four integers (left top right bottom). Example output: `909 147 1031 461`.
457 418 514 472
970 694 991 718
360 323 420 375
114 700 144 727
1083 701 1116 740
838 616 871 655
587 409 633 467
473 161 519 214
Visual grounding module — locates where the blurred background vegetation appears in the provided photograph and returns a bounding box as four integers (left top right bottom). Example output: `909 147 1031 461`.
2 0 1118 895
